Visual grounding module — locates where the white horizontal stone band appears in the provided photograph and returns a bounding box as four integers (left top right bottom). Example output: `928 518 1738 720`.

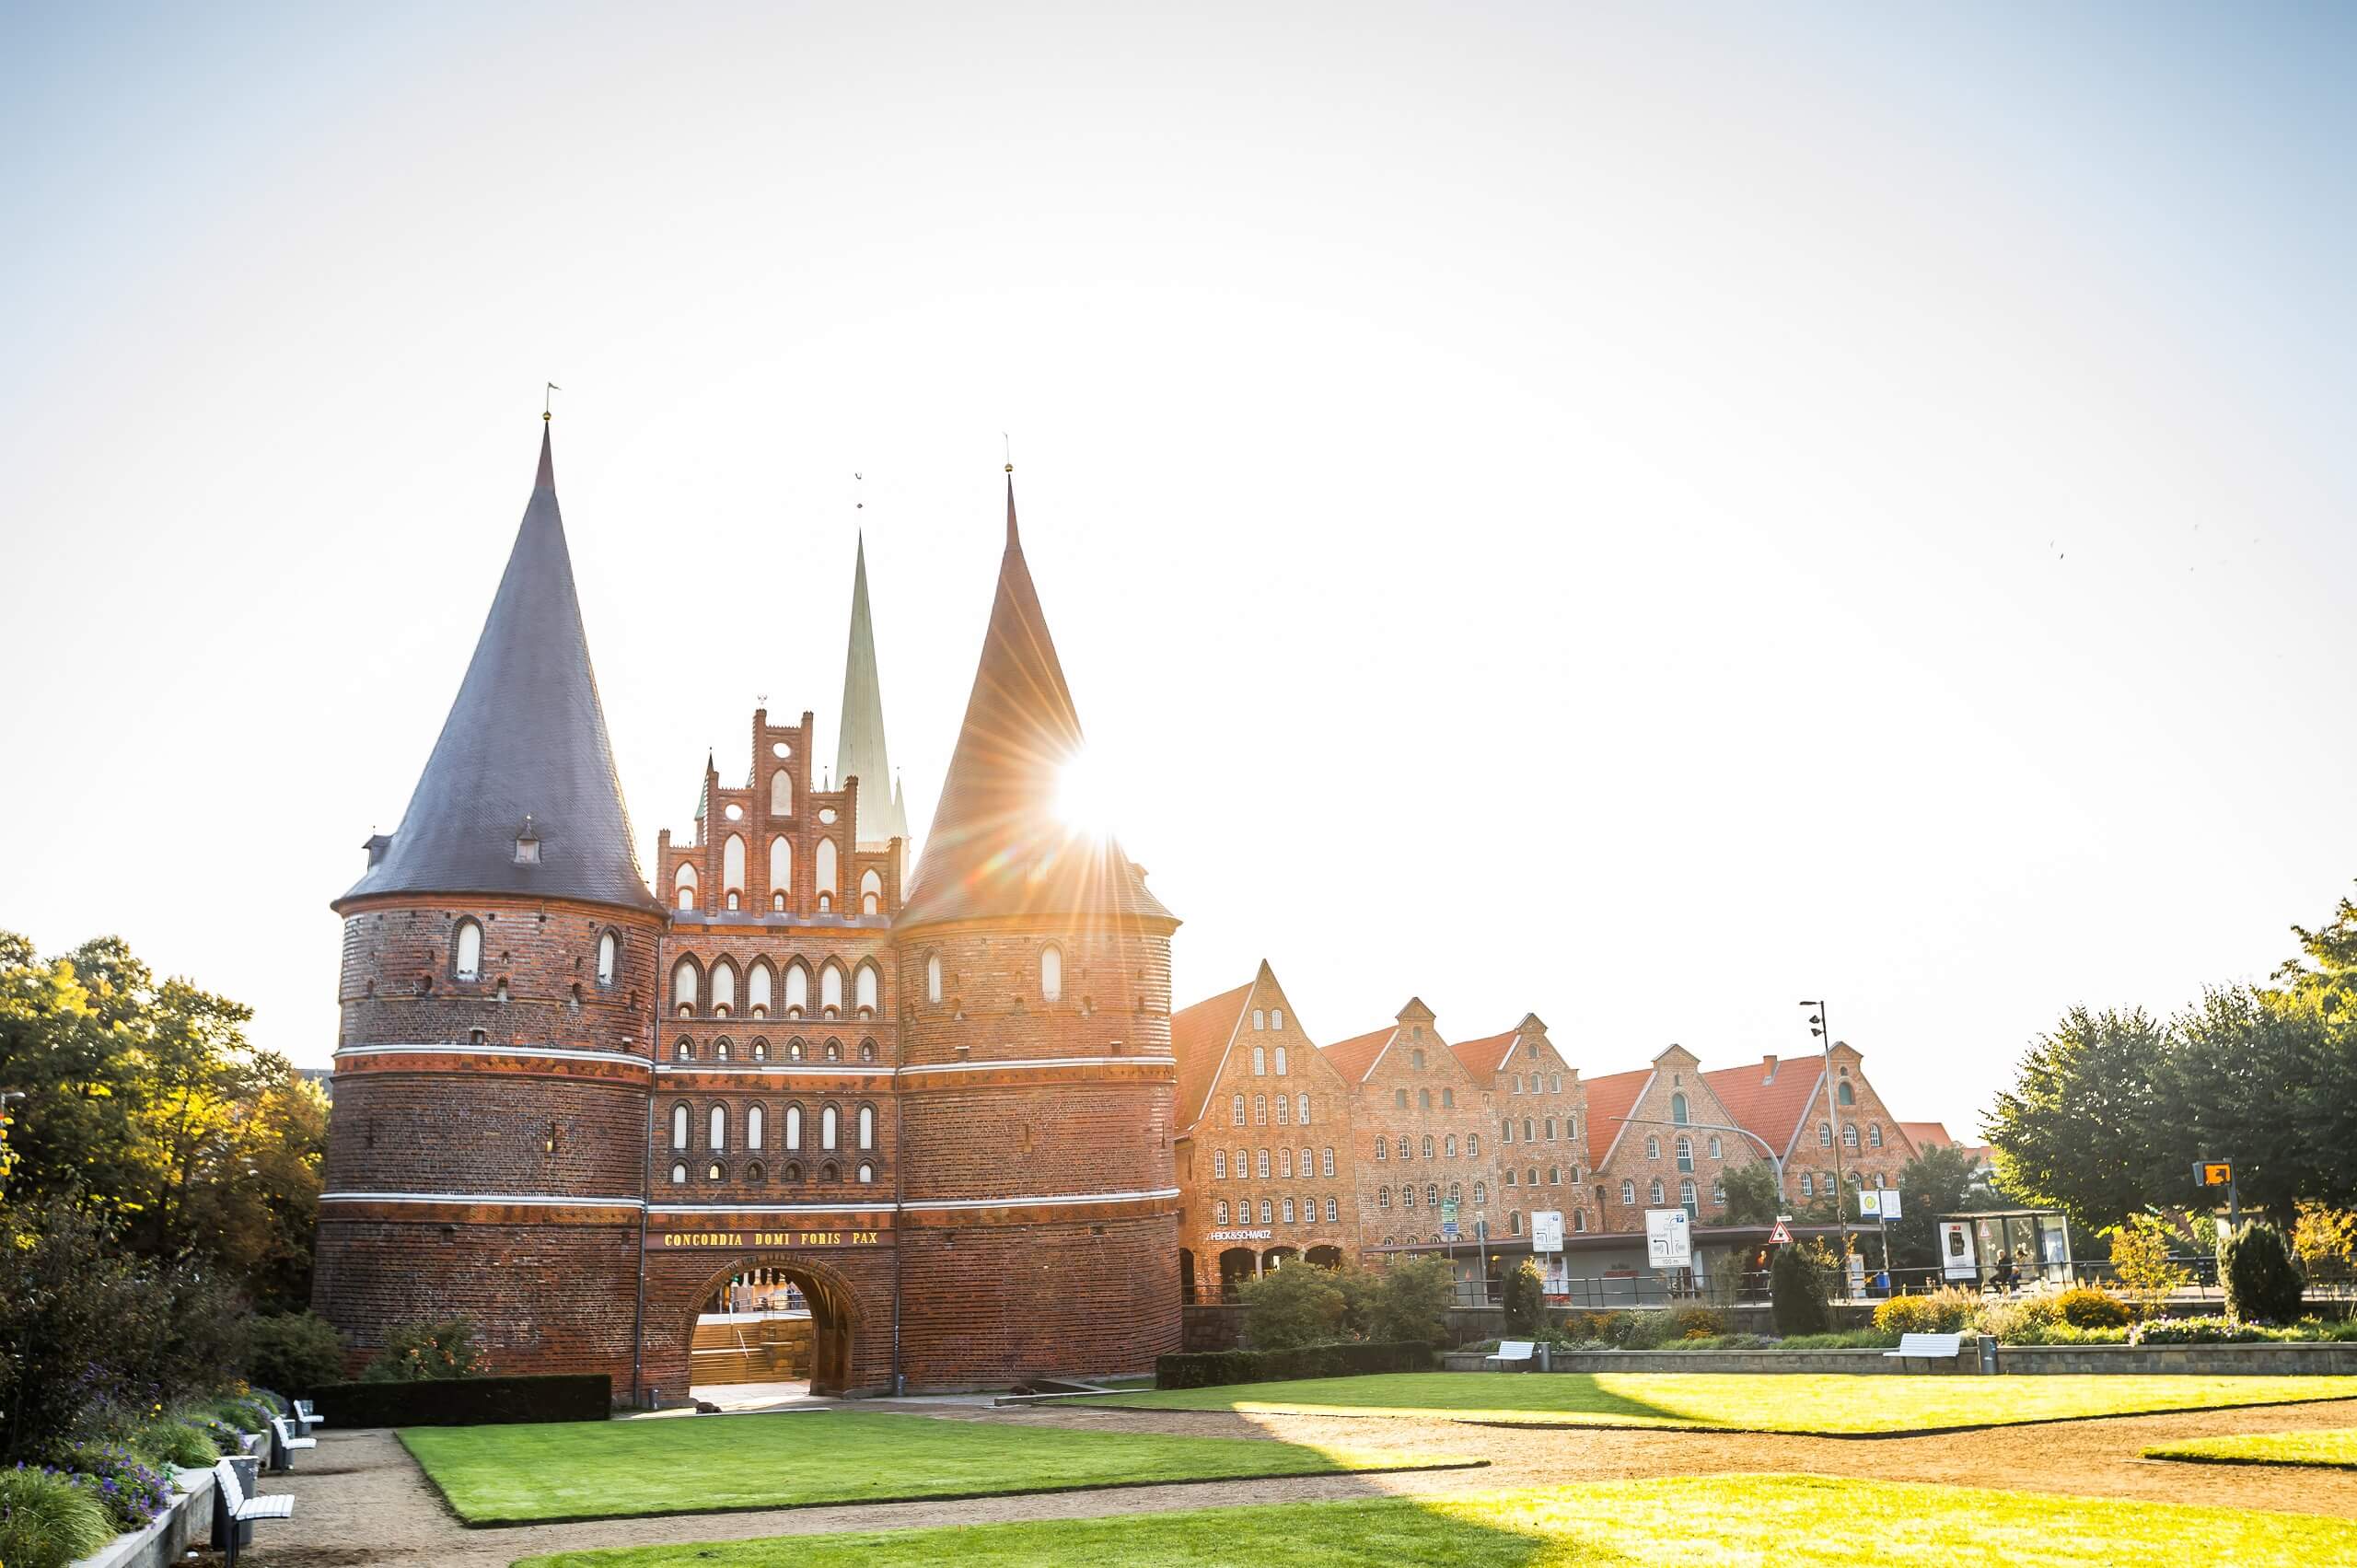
320 1191 644 1209
899 1186 1180 1212
333 1043 651 1067
647 1202 893 1215
904 1055 1176 1074
655 1065 885 1077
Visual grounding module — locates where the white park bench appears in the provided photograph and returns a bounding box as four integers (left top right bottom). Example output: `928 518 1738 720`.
213 1458 294 1568
1884 1331 1964 1365
1484 1339 1538 1371
267 1413 318 1472
294 1398 329 1435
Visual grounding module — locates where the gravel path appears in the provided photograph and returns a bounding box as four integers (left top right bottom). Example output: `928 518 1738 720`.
246 1394 2357 1566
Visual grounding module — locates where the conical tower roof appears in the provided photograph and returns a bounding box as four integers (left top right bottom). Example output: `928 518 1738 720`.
339 426 656 912
897 477 1172 929
835 534 909 849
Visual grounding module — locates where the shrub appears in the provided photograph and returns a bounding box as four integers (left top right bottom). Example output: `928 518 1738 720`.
1874 1287 1979 1337
45 1444 172 1533
307 1374 610 1427
1155 1341 1432 1390
130 1419 217 1469
360 1318 491 1382
2220 1224 2306 1324
2133 1315 2275 1345
247 1310 347 1394
2050 1285 2131 1329
192 1415 244 1455
1502 1261 1548 1337
1666 1305 1727 1341
1771 1244 1833 1336
1361 1258 1457 1347
0 1466 118 1568
1773 1329 1899 1349
1236 1264 1347 1350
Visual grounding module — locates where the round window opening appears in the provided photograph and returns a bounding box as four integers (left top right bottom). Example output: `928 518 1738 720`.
724 803 745 820
818 807 838 824
772 741 792 759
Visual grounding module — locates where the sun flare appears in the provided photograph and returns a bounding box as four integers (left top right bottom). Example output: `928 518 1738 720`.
1053 748 1120 838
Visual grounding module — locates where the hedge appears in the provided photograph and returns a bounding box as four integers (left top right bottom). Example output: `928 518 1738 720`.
1155 1341 1432 1390
303 1374 611 1427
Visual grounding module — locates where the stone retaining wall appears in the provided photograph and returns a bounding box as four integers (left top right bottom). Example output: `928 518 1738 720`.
1998 1342 2357 1376
1442 1345 1974 1374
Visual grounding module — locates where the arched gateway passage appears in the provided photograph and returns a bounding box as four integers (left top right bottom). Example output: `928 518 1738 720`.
679 1254 860 1399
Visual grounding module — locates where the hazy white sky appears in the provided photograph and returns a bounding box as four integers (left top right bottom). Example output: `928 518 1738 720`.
4 3 2351 1139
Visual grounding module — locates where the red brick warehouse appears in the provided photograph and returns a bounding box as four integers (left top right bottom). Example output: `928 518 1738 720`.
313 425 1182 1400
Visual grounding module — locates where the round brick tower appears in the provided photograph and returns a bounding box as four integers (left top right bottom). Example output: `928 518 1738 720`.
314 424 664 1385
890 475 1183 1388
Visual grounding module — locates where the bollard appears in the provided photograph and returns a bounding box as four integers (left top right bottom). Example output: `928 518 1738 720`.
1977 1334 1998 1375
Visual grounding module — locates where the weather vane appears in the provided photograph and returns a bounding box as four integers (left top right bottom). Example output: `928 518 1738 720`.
544 381 561 422
1003 431 1013 473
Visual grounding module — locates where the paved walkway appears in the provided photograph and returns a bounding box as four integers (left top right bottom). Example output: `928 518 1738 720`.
244 1395 2357 1566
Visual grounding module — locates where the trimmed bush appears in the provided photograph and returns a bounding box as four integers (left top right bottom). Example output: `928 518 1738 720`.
308 1373 611 1427
2050 1286 2131 1330
246 1314 347 1393
1771 1244 1834 1336
1236 1264 1347 1350
2220 1224 2306 1324
2134 1315 2276 1345
1155 1341 1433 1390
1874 1287 1979 1336
1502 1261 1549 1337
0 1466 117 1568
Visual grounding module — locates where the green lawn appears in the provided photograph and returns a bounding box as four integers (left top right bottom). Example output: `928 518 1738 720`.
2145 1427 2357 1470
1090 1371 2357 1434
513 1473 2357 1566
399 1410 1473 1525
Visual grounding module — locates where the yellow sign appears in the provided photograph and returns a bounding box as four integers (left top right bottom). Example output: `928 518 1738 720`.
661 1230 883 1249
2197 1161 2233 1188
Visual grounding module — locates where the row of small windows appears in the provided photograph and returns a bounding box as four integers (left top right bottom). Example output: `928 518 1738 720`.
1640 1133 1723 1168
1249 1044 1288 1075
1796 1168 1890 1195
1374 1212 1585 1246
1231 1092 1314 1127
1213 1147 1339 1180
1248 1007 1285 1030
448 921 620 988
1372 1132 1480 1160
1814 1121 1885 1149
677 837 884 914
671 957 879 1018
1508 1072 1564 1095
1502 1116 1580 1144
1617 1176 1723 1209
668 1100 876 1152
1502 1165 1579 1187
1213 1196 1336 1225
671 1157 873 1185
671 1036 877 1063
1392 1086 1456 1109
1373 1181 1482 1210
916 947 1062 1006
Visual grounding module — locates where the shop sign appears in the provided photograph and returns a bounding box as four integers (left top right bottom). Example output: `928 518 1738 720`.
658 1229 883 1249
1208 1228 1274 1241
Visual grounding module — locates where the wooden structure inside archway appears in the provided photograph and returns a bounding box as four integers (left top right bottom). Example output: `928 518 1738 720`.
679 1253 862 1397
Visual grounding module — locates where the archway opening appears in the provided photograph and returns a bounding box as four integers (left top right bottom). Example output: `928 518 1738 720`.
1217 1246 1258 1294
683 1256 858 1402
1262 1245 1300 1272
1305 1244 1344 1270
1178 1248 1200 1305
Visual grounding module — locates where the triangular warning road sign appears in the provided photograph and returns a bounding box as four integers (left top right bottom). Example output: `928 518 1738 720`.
1768 1221 1794 1245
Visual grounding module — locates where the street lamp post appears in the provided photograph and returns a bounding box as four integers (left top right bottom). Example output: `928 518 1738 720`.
1798 999 1854 1280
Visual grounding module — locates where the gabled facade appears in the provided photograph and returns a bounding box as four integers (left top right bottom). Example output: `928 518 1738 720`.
1169 962 1360 1295
1586 1044 1757 1231
1326 999 1496 1253
1456 1014 1594 1241
1710 1042 1918 1208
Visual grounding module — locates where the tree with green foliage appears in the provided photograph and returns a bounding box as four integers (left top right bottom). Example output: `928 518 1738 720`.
1360 1256 1456 1346
1235 1261 1347 1349
246 1311 349 1391
2218 1223 2305 1324
1719 1161 1781 1226
1501 1260 1548 1336
361 1318 492 1381
2104 1214 2190 1317
1771 1241 1833 1336
1987 1006 2172 1236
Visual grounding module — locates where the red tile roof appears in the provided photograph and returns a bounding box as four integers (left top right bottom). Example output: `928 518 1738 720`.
1168 981 1253 1132
1701 1057 1827 1158
1581 1067 1652 1163
1449 1028 1517 1079
1899 1121 1953 1148
1320 1025 1396 1084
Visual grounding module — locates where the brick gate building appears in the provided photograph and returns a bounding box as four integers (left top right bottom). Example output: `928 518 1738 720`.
314 427 1180 1400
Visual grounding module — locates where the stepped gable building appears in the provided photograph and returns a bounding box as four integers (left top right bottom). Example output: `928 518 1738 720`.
1169 963 1360 1296
1703 1043 1918 1204
1456 1016 1593 1241
1584 1046 1748 1230
316 429 1178 1399
1323 1000 1498 1254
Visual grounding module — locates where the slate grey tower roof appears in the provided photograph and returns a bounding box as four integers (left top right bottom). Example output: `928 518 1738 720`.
835 534 910 851
338 426 656 912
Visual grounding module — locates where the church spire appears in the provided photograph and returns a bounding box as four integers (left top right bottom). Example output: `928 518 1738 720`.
897 470 1173 929
836 533 909 852
339 424 654 911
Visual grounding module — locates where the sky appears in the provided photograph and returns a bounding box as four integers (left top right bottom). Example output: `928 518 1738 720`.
3 2 2351 1139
